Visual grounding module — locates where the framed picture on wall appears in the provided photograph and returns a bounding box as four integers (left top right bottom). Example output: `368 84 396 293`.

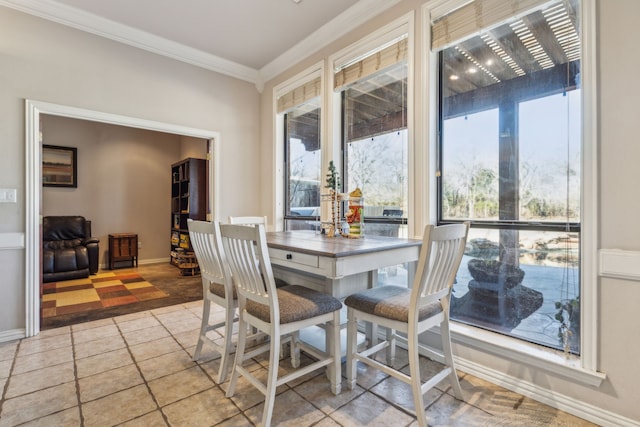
42 145 77 188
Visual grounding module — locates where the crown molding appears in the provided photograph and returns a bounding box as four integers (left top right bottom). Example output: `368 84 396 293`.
1 0 399 90
260 0 402 83
0 0 259 84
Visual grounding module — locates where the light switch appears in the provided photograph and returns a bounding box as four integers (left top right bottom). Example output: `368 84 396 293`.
0 189 17 203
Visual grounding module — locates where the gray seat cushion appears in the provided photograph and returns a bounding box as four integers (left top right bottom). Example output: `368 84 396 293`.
344 285 442 323
247 285 342 324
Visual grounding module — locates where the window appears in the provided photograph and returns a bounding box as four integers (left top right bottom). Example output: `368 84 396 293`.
278 75 322 232
436 0 582 354
337 37 409 240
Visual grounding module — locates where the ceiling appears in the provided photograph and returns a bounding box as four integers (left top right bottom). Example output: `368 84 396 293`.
0 0 399 86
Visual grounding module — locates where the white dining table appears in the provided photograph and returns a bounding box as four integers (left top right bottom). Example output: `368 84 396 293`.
266 230 422 299
265 230 422 354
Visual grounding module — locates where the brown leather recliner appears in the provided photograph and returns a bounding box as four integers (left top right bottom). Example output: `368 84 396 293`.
42 216 99 283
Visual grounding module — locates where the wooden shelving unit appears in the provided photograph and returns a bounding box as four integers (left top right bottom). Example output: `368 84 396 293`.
170 158 207 272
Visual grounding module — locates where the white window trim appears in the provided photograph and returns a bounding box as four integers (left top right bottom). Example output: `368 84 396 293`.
327 11 416 236
421 0 604 386
273 61 325 232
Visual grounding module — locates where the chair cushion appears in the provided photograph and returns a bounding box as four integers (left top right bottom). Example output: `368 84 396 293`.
344 285 442 323
246 285 342 324
209 281 237 299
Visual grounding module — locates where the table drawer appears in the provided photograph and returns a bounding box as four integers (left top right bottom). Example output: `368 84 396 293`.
269 248 319 269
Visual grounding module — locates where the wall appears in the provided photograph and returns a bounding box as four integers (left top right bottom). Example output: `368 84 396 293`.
0 7 260 334
259 0 640 424
41 115 208 266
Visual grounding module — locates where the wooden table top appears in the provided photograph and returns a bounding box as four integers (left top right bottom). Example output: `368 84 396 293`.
265 230 421 258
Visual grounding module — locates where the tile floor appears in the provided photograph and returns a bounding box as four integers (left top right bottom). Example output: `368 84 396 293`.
0 300 598 426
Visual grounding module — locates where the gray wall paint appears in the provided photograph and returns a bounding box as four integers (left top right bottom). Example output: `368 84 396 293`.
0 7 260 333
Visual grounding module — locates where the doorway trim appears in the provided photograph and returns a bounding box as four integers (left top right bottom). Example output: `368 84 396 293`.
25 99 221 337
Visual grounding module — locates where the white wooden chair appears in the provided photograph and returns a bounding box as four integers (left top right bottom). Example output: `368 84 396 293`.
344 222 470 427
221 223 342 427
187 219 237 383
228 215 267 226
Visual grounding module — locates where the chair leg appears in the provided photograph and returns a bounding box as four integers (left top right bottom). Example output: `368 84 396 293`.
385 326 396 365
441 316 463 399
262 332 281 427
408 329 428 427
225 313 248 398
346 308 358 390
193 294 211 360
328 311 342 395
216 303 236 383
290 331 300 368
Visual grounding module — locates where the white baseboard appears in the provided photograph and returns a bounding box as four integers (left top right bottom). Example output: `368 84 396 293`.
0 328 26 343
99 257 170 269
455 357 640 427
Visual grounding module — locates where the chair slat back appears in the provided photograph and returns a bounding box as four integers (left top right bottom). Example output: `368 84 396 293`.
412 222 470 309
187 219 228 286
228 216 267 226
220 223 277 311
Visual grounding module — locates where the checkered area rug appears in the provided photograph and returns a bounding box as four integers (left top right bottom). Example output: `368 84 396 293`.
42 272 169 318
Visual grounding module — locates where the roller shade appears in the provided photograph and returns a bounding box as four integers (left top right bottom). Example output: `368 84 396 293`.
276 76 321 114
431 0 552 50
334 37 408 90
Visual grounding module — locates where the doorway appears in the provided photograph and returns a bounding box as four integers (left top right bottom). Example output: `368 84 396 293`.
26 100 220 337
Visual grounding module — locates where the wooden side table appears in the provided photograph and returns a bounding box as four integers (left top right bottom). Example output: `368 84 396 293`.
109 233 138 269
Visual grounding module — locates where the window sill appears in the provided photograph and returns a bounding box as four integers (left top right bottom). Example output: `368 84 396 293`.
450 322 606 387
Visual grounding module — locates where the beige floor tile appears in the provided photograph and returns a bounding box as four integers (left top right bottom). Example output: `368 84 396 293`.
71 317 115 331
117 315 161 333
119 410 169 426
151 304 186 315
0 341 18 362
0 382 77 426
214 413 253 426
113 310 153 323
81 384 158 427
293 374 366 415
18 333 71 356
0 359 12 379
424 391 494 426
162 316 202 335
36 325 71 338
171 328 201 348
244 389 326 427
223 365 290 412
79 363 144 403
129 336 182 362
122 325 170 346
370 374 445 413
19 406 81 427
5 361 75 398
329 390 415 426
162 387 240 426
137 349 196 381
72 323 120 344
74 334 127 359
148 366 215 407
12 345 73 374
155 307 199 325
75 347 133 378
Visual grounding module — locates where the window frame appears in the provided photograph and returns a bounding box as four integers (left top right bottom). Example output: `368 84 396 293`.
273 62 324 232
328 12 416 236
422 0 603 386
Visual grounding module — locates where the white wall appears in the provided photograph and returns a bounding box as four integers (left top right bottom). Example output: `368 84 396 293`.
259 0 640 424
0 8 260 333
